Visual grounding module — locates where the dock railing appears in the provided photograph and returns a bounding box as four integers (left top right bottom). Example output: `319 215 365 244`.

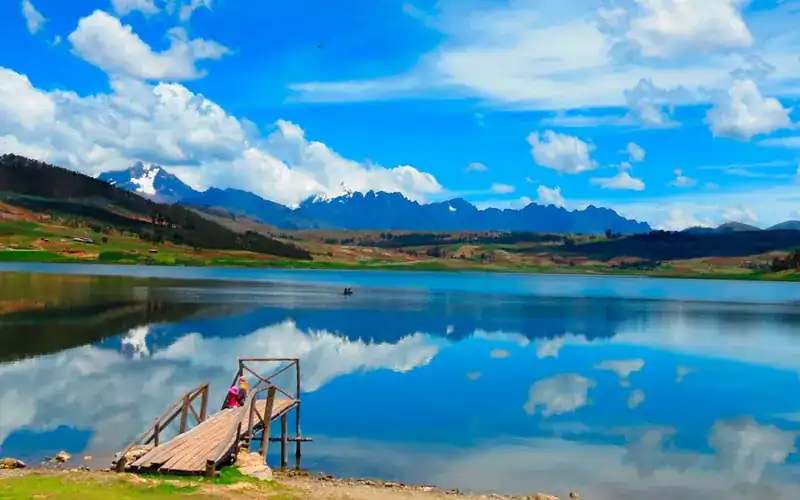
113 382 210 472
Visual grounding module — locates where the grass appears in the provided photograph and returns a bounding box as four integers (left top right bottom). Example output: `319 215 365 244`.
0 468 293 500
1 218 798 281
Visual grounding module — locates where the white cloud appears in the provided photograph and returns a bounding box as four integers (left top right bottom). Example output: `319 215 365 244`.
625 142 645 162
627 389 645 409
675 366 694 383
489 348 510 359
523 374 595 417
68 10 229 81
0 67 443 207
490 183 515 194
21 0 45 34
722 206 758 224
466 162 487 172
591 171 645 191
588 181 800 230
0 320 446 455
709 418 798 484
759 136 800 149
705 79 793 141
111 0 159 16
601 0 753 60
536 185 567 208
528 131 597 174
594 359 645 388
286 0 791 112
173 0 213 22
658 209 713 230
670 169 696 187
309 429 800 500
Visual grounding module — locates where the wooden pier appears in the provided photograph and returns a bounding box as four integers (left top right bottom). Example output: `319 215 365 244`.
112 358 312 476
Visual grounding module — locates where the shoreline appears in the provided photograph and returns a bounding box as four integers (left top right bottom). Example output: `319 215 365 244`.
0 254 794 283
0 466 567 500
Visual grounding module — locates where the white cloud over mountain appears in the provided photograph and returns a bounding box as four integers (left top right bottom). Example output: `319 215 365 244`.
0 29 443 207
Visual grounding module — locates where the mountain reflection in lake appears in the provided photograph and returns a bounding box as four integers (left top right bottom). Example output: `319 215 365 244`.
2 269 800 500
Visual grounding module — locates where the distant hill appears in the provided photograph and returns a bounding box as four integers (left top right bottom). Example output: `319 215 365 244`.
684 220 800 234
0 154 311 260
100 165 652 234
768 220 800 231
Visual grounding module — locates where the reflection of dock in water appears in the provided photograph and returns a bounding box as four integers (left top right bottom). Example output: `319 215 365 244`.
112 358 311 476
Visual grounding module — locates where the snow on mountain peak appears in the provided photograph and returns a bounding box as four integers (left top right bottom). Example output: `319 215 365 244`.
131 165 160 196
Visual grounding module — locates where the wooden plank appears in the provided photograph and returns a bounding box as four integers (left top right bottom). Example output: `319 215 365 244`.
159 413 234 471
133 411 229 468
152 409 238 471
128 398 299 474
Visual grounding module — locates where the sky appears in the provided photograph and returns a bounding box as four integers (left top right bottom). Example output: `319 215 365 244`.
2 0 800 229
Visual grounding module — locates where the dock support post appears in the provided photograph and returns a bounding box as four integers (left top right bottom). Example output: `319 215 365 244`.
205 460 215 478
294 359 302 466
280 415 288 468
259 386 277 460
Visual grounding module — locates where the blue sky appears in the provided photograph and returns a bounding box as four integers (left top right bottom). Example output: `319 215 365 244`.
2 0 800 229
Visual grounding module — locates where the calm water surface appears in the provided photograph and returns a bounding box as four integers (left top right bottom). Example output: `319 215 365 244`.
1 263 800 500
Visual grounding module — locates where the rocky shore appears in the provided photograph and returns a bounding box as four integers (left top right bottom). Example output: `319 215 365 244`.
1 453 573 500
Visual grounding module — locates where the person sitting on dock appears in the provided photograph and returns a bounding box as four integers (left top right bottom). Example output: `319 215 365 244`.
236 375 249 406
223 386 241 409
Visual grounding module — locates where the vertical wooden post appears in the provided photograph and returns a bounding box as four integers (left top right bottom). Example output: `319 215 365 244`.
153 420 161 447
115 456 127 473
294 359 302 463
199 385 209 422
247 394 257 448
259 386 277 459
205 459 215 478
280 414 288 468
179 394 190 433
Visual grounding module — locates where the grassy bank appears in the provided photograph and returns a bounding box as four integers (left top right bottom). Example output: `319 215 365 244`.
0 469 548 500
2 219 798 281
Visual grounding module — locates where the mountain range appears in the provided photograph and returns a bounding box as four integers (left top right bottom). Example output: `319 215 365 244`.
97 163 652 234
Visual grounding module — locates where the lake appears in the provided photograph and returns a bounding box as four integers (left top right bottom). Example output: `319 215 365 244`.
2 263 800 500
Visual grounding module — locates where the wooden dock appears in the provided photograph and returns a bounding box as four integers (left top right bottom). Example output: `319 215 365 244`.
113 358 312 476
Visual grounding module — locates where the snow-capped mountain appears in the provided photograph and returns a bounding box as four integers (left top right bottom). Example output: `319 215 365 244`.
98 164 652 234
98 162 199 204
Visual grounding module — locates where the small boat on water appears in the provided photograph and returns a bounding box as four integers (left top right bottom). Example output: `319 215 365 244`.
343 287 353 296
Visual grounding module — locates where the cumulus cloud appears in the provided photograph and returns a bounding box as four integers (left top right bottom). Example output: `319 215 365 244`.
523 374 595 417
0 320 446 455
705 79 793 141
21 0 45 34
68 11 229 81
466 162 487 172
709 418 798 484
0 66 443 206
594 359 645 388
670 169 696 187
601 0 753 60
536 185 567 208
623 78 688 127
627 389 645 409
591 171 645 191
490 183 515 194
528 131 597 174
625 142 645 163
111 0 159 16
489 348 511 359
722 206 758 224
